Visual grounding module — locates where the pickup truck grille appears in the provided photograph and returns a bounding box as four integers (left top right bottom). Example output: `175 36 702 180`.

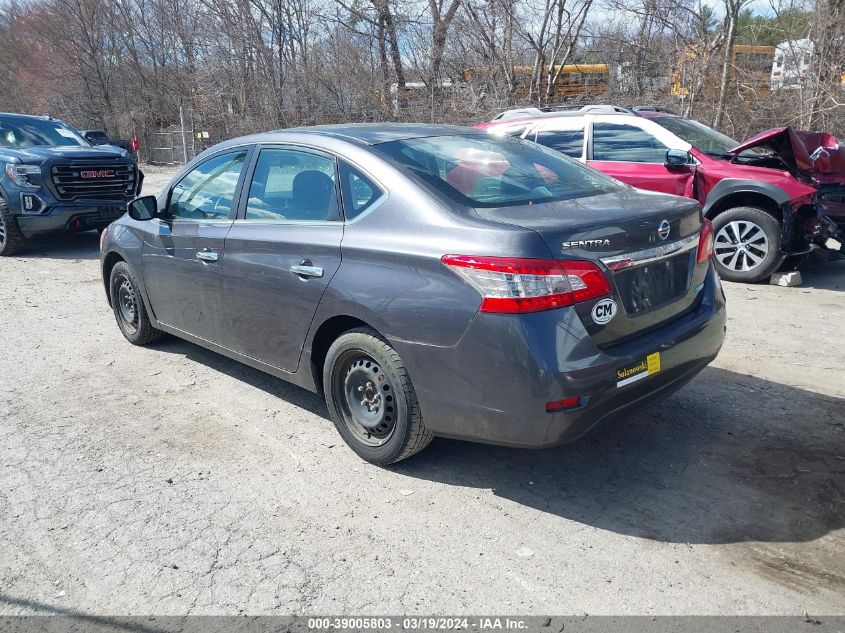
51 163 136 201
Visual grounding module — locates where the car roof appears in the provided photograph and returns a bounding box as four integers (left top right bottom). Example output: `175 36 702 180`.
482 106 683 128
237 123 487 146
634 111 681 121
0 112 59 122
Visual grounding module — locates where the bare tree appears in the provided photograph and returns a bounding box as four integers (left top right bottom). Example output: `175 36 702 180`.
713 0 751 127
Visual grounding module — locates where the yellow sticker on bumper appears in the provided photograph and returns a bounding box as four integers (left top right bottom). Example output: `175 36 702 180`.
616 352 661 388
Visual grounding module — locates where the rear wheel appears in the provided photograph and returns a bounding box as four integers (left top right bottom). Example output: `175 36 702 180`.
109 261 164 345
323 327 432 465
711 206 784 283
0 197 26 256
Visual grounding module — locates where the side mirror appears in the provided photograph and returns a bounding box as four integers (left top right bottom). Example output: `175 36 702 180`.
665 149 692 167
127 195 157 221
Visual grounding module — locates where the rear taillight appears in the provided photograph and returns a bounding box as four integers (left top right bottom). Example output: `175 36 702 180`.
697 219 714 264
442 255 611 314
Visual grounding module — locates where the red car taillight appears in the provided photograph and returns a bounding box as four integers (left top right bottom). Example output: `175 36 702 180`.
697 219 714 264
442 255 611 314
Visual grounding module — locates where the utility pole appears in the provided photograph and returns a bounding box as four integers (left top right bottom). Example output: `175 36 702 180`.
179 103 188 165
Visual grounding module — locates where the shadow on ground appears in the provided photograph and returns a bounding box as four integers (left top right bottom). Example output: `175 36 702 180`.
144 331 845 548
392 367 845 546
798 253 845 291
148 336 329 420
15 230 101 261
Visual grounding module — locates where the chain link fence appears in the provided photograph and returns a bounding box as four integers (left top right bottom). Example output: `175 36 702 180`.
145 127 196 166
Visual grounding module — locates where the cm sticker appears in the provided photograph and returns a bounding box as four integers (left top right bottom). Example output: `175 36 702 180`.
591 298 617 325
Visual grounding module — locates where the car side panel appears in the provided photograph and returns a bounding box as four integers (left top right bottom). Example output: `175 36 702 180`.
100 221 157 322
694 152 818 210
587 160 696 197
301 169 555 388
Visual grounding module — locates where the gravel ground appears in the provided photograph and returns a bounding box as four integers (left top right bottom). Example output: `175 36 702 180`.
0 166 843 615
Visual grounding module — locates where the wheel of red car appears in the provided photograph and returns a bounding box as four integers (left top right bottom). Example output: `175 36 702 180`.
711 206 784 283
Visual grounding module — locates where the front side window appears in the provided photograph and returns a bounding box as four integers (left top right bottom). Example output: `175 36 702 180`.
376 134 619 208
245 149 340 222
166 151 247 220
534 128 585 158
592 122 668 163
652 116 744 157
339 162 383 220
0 117 87 148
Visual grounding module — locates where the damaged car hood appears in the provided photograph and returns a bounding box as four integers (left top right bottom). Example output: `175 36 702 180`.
730 127 845 183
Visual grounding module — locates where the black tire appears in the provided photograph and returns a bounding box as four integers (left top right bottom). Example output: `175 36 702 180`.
711 206 785 283
109 261 165 345
323 327 433 465
0 196 27 256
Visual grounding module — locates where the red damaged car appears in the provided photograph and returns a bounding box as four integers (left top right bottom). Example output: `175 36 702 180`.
476 106 844 282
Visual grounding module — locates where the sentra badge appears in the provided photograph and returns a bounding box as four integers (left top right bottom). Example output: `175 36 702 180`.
561 238 611 250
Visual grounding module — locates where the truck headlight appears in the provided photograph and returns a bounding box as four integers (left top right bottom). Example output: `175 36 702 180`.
4 163 42 188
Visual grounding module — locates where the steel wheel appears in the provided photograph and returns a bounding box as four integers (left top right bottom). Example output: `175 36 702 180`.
714 219 769 273
332 350 397 448
108 261 165 345
113 273 139 335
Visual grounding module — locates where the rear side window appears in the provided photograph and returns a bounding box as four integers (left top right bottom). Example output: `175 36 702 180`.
376 134 619 208
339 162 383 220
592 122 668 163
245 149 340 222
534 128 585 158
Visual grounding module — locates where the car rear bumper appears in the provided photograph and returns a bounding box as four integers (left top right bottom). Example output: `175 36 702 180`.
16 202 127 238
397 264 726 447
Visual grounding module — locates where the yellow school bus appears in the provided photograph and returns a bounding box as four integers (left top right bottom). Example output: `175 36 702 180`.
464 64 610 98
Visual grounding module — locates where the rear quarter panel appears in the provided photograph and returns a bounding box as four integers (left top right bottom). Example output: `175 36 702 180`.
304 158 554 388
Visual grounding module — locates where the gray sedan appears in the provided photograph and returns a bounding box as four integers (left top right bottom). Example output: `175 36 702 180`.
100 124 726 464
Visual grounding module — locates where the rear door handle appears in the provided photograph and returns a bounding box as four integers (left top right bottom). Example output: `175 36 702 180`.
290 263 324 278
196 250 219 262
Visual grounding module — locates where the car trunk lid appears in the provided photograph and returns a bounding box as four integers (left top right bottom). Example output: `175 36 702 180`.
473 189 709 344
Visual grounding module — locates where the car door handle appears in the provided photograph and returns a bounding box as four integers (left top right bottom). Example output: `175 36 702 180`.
196 250 219 262
290 264 324 278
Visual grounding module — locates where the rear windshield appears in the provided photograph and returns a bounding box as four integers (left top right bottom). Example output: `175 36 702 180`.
0 117 87 148
376 134 620 208
86 131 109 144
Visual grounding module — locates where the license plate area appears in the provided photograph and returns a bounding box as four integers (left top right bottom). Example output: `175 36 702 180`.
616 352 661 388
613 252 692 316
99 206 124 219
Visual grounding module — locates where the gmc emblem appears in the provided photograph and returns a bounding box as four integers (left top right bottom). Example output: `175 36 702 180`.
80 170 115 179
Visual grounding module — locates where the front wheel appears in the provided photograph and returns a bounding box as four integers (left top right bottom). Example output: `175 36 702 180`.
711 206 784 283
0 197 26 256
323 327 433 465
109 261 165 345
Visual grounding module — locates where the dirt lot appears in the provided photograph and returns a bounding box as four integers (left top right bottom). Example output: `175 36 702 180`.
0 165 843 615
